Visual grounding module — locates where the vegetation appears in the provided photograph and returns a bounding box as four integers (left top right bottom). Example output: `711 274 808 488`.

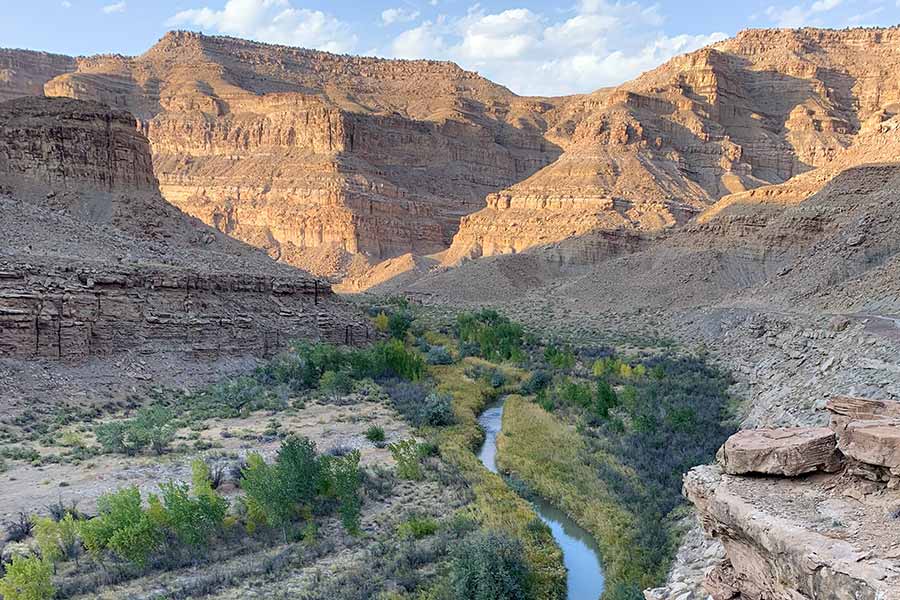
457 310 526 362
94 405 176 456
502 349 735 596
0 555 55 600
450 530 532 600
364 425 386 443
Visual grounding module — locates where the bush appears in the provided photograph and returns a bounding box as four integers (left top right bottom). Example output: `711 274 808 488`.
388 310 414 340
450 530 531 600
32 514 79 564
397 515 438 540
320 370 354 400
544 345 576 370
152 479 228 548
521 370 550 395
426 345 453 365
95 405 176 456
421 392 455 427
0 555 55 600
389 439 424 481
4 512 33 542
373 312 390 333
456 310 525 362
78 486 163 567
365 425 386 443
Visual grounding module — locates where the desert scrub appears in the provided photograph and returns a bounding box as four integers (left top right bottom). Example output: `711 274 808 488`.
365 425 386 442
429 360 566 600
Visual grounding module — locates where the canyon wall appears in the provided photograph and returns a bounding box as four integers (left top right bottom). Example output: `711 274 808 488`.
0 96 365 361
28 32 561 276
446 27 900 263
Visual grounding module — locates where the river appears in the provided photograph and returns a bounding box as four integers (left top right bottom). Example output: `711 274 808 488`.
477 400 606 600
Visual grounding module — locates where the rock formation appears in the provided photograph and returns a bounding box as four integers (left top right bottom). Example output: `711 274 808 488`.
2 31 561 277
684 398 900 600
447 27 900 263
0 96 365 361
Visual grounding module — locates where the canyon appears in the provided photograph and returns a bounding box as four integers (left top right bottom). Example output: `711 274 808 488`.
2 23 900 600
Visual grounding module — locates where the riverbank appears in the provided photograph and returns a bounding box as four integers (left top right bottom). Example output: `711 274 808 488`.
479 398 605 600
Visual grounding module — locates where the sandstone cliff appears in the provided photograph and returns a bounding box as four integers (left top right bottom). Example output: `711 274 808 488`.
0 97 365 362
446 27 900 263
18 32 561 277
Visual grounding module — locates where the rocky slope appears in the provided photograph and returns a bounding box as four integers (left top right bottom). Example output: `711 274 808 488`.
0 96 365 365
446 27 900 263
3 31 561 276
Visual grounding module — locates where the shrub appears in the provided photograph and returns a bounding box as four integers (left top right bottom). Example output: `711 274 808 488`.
544 345 576 370
95 405 176 456
320 370 354 400
425 345 453 365
420 392 455 427
152 480 228 548
450 530 531 600
388 310 414 340
397 515 438 540
389 439 424 481
365 425 386 443
0 555 55 600
373 312 390 333
32 514 79 564
595 379 619 418
77 486 163 567
456 310 525 362
4 512 33 542
521 370 550 395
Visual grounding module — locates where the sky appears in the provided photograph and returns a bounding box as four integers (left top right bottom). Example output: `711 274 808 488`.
2 0 898 96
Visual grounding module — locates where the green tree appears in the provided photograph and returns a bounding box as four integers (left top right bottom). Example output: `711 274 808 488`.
240 453 295 538
329 450 362 534
373 312 389 332
77 486 162 567
450 530 531 600
0 555 55 600
32 513 80 567
388 310 414 340
155 481 228 548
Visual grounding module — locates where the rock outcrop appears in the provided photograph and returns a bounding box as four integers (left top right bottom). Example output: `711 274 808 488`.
0 96 365 361
718 427 841 476
684 398 900 600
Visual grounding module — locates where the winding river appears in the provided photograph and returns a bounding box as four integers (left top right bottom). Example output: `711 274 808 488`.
477 400 606 600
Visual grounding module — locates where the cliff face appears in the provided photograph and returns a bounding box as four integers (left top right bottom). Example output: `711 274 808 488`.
0 49 75 103
0 96 365 360
29 32 561 276
447 27 900 263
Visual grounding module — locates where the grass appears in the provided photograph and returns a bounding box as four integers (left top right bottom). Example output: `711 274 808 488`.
428 359 566 600
498 396 652 592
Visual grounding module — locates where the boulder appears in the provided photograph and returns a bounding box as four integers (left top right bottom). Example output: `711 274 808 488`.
839 419 900 469
718 427 841 476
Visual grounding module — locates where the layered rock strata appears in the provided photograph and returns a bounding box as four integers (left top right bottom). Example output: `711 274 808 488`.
0 96 365 360
684 397 900 600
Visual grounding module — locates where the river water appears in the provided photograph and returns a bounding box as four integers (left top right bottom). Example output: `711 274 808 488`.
477 400 606 600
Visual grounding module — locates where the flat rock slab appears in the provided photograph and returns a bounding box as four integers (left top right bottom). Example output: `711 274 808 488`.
719 427 839 476
841 420 900 469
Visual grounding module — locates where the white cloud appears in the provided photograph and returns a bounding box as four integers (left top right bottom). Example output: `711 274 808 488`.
102 1 126 14
168 0 357 54
381 7 420 26
764 0 843 27
61 1 72 8
385 1 725 95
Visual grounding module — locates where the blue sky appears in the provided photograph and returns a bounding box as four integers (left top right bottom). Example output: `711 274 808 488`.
3 0 898 95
